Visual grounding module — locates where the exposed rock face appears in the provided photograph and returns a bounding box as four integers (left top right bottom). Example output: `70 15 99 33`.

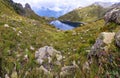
4 0 25 15
14 3 25 15
104 8 120 25
115 31 120 47
25 3 31 10
88 32 115 58
111 2 120 9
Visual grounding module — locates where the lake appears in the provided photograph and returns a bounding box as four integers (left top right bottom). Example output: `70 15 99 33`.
50 20 83 30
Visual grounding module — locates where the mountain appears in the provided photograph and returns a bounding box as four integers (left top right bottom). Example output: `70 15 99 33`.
34 6 78 18
35 7 64 18
3 0 47 22
0 0 120 78
23 3 47 21
58 2 120 23
59 4 107 22
93 2 115 8
110 2 120 9
3 0 25 15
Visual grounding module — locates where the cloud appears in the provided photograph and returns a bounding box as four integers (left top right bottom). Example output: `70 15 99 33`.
13 0 119 17
12 0 84 13
13 0 119 12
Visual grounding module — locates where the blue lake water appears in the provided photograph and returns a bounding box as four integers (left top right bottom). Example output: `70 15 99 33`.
50 20 82 30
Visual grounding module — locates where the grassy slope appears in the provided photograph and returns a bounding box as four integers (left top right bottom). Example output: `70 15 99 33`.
0 0 63 77
0 0 120 77
59 5 106 22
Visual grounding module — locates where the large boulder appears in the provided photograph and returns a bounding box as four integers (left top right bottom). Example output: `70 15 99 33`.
115 31 120 47
104 8 120 25
35 46 62 76
35 46 62 65
88 32 115 58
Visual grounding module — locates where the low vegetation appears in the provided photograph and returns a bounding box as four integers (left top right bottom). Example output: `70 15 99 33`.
0 0 120 78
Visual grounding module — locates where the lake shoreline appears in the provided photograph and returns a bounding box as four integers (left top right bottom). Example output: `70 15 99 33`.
50 20 83 30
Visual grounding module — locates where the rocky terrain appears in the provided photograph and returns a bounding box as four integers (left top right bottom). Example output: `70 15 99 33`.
0 0 120 78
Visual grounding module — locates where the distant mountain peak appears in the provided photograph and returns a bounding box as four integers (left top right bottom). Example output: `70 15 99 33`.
93 2 115 8
111 2 120 8
25 3 31 10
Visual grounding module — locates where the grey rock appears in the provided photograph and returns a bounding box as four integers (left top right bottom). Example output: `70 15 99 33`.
111 2 120 9
35 46 62 65
35 46 63 77
11 71 18 78
83 61 90 70
88 32 115 58
60 65 78 77
5 74 10 78
104 8 120 25
35 46 63 75
14 3 26 15
4 24 9 28
39 66 51 75
25 3 31 10
115 31 120 47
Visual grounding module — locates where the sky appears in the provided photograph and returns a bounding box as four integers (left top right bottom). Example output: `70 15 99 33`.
13 0 120 17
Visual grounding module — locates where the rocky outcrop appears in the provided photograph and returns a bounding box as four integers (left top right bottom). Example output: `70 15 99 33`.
24 3 31 10
104 8 120 25
13 3 25 15
87 32 120 77
35 46 62 65
4 0 25 15
111 2 120 9
35 46 62 76
115 31 120 47
88 32 115 58
35 46 80 77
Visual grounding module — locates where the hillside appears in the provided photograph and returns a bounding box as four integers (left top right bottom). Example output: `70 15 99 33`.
59 4 107 22
3 0 47 23
0 0 120 78
58 2 120 23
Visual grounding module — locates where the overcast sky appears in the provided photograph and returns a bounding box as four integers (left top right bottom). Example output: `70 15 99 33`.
13 0 119 17
13 0 119 12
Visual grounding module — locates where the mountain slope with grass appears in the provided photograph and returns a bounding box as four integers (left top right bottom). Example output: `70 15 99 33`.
3 0 47 22
59 4 107 22
0 0 120 78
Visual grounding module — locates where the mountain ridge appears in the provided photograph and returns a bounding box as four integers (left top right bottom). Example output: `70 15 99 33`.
58 4 107 22
93 2 115 8
58 2 120 22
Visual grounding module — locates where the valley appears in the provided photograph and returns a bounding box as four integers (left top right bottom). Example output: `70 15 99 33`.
0 0 120 78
